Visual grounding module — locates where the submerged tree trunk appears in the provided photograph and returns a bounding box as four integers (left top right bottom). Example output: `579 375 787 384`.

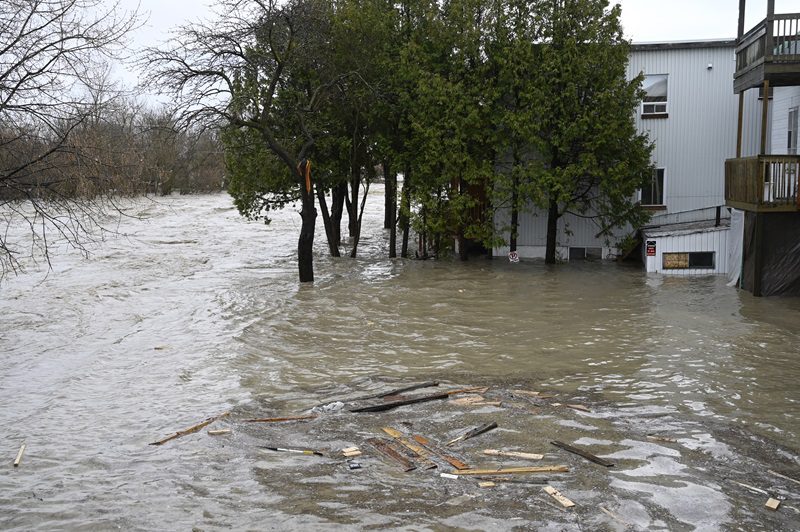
316 187 340 257
385 162 397 258
331 181 346 246
384 162 393 230
545 196 559 265
400 166 411 258
298 161 317 282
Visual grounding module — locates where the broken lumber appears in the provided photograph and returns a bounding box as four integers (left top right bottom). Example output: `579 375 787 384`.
350 392 450 413
565 404 590 412
479 481 496 488
766 498 781 510
768 469 800 487
367 438 416 471
411 435 470 470
453 466 568 476
150 412 230 446
543 486 575 508
599 506 630 526
550 440 614 467
349 381 440 402
342 446 362 457
208 429 231 436
13 443 25 467
381 428 437 469
445 386 489 396
483 449 544 460
446 422 498 447
647 434 678 443
732 480 769 496
243 414 317 423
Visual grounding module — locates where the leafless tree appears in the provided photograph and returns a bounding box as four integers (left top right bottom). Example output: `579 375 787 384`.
0 0 141 276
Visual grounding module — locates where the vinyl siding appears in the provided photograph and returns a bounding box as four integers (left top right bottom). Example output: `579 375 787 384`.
643 228 730 276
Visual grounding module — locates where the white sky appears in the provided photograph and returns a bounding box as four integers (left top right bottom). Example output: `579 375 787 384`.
119 0 800 87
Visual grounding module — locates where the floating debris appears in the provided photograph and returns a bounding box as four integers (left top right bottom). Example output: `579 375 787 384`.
243 414 318 423
446 422 498 447
453 466 569 476
208 429 231 436
13 443 25 467
367 438 416 471
483 449 544 460
412 435 470 470
150 412 230 446
381 427 437 469
550 440 614 467
766 498 781 511
342 446 362 458
260 446 323 456
543 486 575 508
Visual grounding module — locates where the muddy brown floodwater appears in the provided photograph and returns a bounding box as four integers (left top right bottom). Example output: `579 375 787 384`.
1 187 799 531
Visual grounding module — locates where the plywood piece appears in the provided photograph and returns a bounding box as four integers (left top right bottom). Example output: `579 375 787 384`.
766 498 781 510
483 449 544 460
543 486 575 508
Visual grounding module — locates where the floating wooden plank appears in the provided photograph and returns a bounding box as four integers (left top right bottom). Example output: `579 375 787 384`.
13 443 26 467
543 486 575 508
453 466 569 476
450 396 486 406
483 449 544 460
243 414 317 423
480 476 550 484
479 481 496 488
411 435 470 470
511 390 541 397
446 386 489 396
768 469 800 487
440 473 459 480
647 434 678 443
550 441 614 467
367 438 416 471
208 429 231 436
381 427 437 469
150 412 230 446
342 446 362 457
349 381 440 402
350 392 450 413
566 404 590 412
599 506 631 526
446 422 498 447
732 480 769 495
766 498 781 510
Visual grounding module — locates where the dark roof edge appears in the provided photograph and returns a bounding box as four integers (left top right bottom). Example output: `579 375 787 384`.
631 39 736 52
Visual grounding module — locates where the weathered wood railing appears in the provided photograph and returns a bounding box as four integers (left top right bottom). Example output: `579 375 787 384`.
725 155 800 211
735 13 800 91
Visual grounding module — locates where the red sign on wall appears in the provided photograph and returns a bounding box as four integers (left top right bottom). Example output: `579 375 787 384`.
646 240 656 256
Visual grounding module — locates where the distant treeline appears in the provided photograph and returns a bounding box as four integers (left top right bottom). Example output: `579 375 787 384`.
0 99 226 201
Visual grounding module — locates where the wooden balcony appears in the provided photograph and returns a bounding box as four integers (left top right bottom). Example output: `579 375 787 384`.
734 13 800 93
725 155 800 212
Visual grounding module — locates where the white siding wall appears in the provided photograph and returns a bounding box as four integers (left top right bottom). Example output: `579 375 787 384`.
643 228 729 275
628 44 762 215
496 42 758 262
770 86 800 154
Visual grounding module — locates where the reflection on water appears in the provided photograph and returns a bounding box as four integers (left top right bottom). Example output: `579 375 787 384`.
1 188 798 530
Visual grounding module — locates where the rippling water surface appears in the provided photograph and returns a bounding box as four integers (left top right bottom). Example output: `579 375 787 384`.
1 189 799 530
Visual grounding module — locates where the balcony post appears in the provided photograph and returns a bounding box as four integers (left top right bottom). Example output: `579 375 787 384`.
737 92 745 157
761 80 770 155
766 0 775 60
738 0 746 39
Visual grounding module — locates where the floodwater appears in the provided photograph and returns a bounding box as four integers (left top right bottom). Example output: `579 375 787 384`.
1 188 799 531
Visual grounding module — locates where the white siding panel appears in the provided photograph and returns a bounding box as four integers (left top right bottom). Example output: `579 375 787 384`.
628 45 762 213
643 228 730 276
770 86 800 154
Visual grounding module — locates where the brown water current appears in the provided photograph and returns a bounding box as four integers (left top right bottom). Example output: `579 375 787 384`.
1 188 799 531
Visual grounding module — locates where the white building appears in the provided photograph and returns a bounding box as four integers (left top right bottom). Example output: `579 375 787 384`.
495 40 763 276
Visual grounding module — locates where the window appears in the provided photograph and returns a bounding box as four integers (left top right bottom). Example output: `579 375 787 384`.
788 108 798 155
662 252 715 270
641 168 665 206
642 74 668 117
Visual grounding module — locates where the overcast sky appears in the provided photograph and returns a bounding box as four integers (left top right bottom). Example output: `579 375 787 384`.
121 0 799 86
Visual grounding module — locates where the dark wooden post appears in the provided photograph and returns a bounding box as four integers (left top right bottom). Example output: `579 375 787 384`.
737 93 745 157
760 80 770 155
737 0 746 39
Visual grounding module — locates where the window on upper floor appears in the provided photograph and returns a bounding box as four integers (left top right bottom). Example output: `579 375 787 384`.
642 74 668 118
788 107 798 155
641 168 665 206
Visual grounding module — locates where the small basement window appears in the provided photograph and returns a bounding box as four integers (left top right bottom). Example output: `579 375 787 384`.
569 247 602 261
662 252 715 270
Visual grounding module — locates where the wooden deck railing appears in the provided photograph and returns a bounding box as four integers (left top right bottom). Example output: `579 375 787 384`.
735 13 800 91
725 155 800 211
